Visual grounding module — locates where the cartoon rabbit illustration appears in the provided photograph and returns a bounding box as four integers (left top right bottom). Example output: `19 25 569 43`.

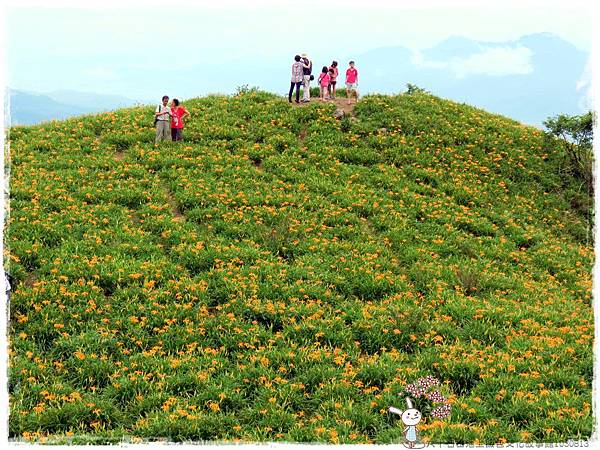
389 397 425 448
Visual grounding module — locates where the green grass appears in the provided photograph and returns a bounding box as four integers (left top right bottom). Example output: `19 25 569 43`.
6 90 593 444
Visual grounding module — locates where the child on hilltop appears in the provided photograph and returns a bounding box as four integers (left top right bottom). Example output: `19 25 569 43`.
318 66 330 101
345 60 359 105
328 61 339 99
327 68 336 99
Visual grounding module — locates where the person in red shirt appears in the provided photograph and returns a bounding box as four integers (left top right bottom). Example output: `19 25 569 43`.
345 61 359 105
170 99 191 141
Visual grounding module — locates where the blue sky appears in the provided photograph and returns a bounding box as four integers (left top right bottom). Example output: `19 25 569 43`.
0 0 595 101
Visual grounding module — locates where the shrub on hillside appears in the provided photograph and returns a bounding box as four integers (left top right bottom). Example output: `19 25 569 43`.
543 112 594 239
235 84 260 96
405 83 430 95
543 112 594 195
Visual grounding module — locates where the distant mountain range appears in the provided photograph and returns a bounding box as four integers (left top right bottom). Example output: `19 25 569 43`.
6 33 590 127
352 33 590 125
6 89 142 126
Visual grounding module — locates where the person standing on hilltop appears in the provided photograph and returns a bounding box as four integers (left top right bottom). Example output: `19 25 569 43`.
301 53 313 103
318 66 331 101
170 99 191 141
345 61 359 105
328 61 339 99
289 55 305 103
155 95 172 142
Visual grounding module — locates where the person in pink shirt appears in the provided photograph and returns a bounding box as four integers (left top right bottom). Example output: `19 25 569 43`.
317 66 331 101
170 99 191 141
328 61 339 99
345 60 359 105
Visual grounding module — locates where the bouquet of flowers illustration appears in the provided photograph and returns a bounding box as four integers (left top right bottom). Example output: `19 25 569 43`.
389 375 452 448
404 375 452 419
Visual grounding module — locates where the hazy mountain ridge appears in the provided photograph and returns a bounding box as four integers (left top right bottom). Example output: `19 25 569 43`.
355 33 589 125
7 33 589 126
6 89 142 126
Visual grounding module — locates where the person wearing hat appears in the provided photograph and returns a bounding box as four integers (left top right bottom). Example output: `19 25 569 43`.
301 53 313 102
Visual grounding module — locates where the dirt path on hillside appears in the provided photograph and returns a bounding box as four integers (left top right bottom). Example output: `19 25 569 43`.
107 140 184 223
166 191 185 221
294 97 357 146
292 97 357 117
329 97 357 116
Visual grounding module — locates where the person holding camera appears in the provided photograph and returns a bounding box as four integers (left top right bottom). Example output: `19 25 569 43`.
301 53 313 103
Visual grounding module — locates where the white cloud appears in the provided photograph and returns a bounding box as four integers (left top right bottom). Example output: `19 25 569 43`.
451 46 534 78
413 45 535 78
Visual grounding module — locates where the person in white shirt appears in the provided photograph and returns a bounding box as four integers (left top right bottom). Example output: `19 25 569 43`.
155 95 172 142
289 55 305 103
301 53 313 102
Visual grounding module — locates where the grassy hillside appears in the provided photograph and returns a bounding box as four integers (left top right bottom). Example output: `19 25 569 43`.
6 91 593 444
